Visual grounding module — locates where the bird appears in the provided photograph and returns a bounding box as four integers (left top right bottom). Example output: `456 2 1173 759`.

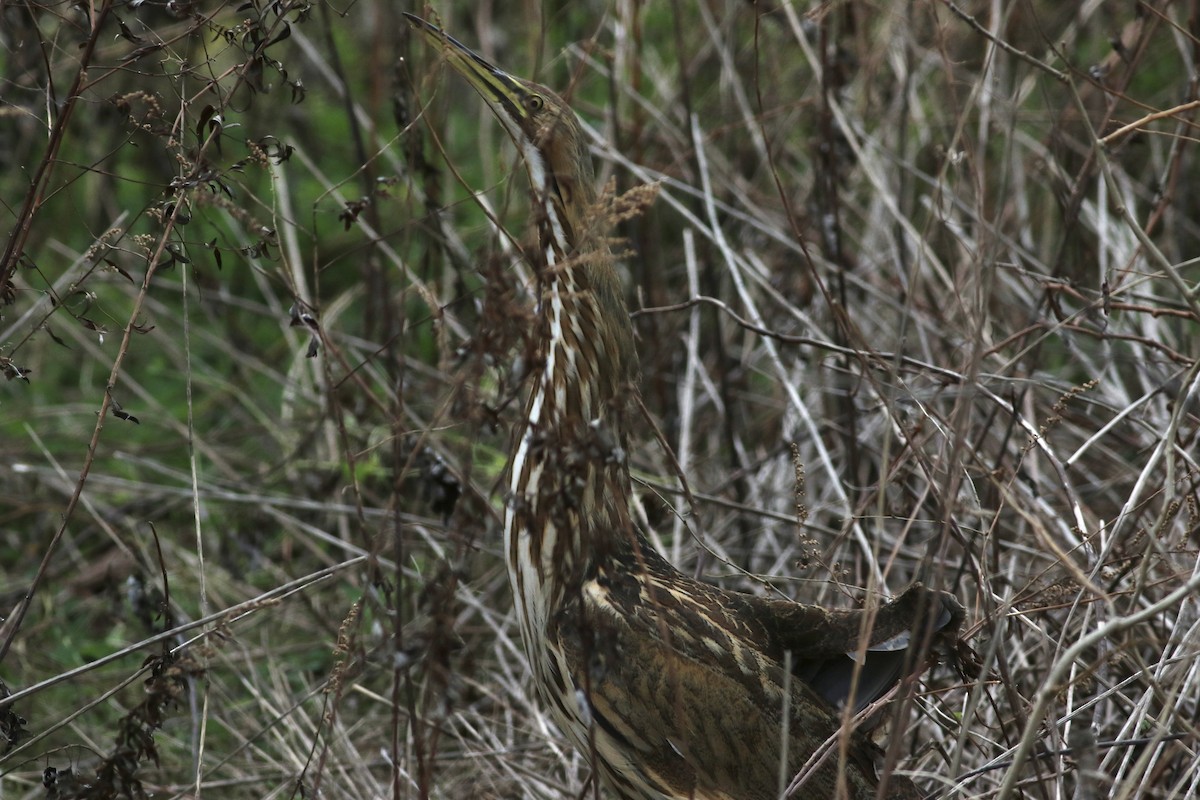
406 15 963 800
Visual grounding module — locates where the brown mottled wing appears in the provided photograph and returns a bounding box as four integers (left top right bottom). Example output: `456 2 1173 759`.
552 571 915 800
746 583 964 713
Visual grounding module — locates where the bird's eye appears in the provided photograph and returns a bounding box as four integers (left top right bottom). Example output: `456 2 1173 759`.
527 95 544 112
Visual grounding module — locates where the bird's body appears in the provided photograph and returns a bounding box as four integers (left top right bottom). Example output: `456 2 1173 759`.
407 16 961 799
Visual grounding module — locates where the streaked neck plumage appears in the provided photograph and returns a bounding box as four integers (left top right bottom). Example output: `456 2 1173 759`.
500 100 640 652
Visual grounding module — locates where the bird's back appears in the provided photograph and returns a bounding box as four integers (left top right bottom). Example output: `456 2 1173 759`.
543 544 934 800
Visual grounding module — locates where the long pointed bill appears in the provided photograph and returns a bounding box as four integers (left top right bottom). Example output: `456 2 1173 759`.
405 14 570 256
404 13 531 128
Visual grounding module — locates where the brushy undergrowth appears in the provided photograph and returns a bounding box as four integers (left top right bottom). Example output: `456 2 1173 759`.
2 2 1198 798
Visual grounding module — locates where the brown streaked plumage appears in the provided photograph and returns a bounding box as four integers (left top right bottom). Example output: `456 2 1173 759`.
407 15 962 800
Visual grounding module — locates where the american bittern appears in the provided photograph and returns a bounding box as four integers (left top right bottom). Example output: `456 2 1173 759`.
407 15 962 800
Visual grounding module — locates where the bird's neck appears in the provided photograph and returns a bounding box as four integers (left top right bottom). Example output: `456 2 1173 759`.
505 187 641 635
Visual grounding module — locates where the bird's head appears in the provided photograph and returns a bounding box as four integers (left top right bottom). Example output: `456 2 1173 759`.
407 15 640 392
406 14 597 252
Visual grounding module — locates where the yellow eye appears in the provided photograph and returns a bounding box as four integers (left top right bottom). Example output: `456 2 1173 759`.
527 95 544 112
